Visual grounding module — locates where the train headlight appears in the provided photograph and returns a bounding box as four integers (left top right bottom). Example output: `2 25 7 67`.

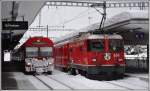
47 58 54 65
92 58 97 62
43 58 46 61
49 62 52 65
104 53 111 61
27 62 31 65
34 58 38 61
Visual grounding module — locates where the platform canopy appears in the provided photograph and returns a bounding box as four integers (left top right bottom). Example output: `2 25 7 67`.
2 1 45 50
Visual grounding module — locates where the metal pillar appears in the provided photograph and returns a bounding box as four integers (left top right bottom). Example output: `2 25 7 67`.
47 25 48 37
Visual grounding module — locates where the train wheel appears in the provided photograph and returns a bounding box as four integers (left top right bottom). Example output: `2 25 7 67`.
85 73 92 79
70 68 77 75
24 71 29 75
79 70 86 76
117 73 124 79
62 67 68 72
24 71 35 75
47 71 52 75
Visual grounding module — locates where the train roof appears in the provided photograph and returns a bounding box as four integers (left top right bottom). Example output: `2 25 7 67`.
20 37 53 47
55 34 122 46
74 34 123 41
86 34 123 40
54 40 69 47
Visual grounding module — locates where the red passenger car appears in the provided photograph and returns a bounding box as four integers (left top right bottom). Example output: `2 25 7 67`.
54 33 125 79
54 41 70 71
19 37 54 74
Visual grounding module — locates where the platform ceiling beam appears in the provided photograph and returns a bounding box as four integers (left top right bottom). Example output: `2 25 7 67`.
46 1 149 8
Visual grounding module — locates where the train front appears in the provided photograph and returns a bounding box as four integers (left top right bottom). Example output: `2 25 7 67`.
24 37 54 74
87 34 125 78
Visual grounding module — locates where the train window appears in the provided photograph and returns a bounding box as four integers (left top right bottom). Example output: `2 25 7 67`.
26 47 38 57
109 39 124 52
40 47 52 57
88 39 104 52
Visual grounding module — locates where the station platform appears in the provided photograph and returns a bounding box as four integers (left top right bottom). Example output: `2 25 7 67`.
2 72 36 90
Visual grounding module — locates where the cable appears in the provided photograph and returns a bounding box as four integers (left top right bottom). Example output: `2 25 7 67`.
57 8 97 26
57 9 89 25
92 7 103 15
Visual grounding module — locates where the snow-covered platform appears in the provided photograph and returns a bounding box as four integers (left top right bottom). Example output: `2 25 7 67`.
2 70 149 90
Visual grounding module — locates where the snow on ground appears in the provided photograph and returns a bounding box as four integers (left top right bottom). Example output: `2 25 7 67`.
36 75 70 89
48 70 148 90
71 74 125 89
106 78 148 89
112 77 148 88
26 75 49 89
3 70 148 90
127 73 149 79
48 74 92 89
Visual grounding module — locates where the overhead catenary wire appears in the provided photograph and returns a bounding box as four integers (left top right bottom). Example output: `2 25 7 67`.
57 8 91 25
56 8 98 26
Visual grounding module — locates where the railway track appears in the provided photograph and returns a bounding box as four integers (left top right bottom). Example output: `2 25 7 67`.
104 76 148 90
46 76 74 90
118 79 148 88
33 75 137 90
104 81 133 90
29 73 148 90
33 75 73 90
33 75 53 90
3 71 148 90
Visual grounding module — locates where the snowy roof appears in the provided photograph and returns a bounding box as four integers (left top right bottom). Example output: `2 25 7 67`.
54 40 69 47
105 10 148 27
81 34 123 40
82 10 148 31
125 53 147 59
55 10 148 43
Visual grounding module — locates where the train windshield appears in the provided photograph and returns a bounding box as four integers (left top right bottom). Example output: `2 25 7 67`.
26 47 38 57
88 39 104 52
40 47 52 57
109 39 124 52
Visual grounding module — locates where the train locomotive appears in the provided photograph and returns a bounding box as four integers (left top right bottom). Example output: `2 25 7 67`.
18 37 54 74
54 33 125 79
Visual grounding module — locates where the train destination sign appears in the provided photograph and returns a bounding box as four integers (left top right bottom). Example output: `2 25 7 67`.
2 21 28 30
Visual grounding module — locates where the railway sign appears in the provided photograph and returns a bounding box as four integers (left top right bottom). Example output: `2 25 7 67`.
2 21 28 30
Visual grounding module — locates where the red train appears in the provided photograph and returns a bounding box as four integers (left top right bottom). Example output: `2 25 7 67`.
54 33 125 79
18 37 54 74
